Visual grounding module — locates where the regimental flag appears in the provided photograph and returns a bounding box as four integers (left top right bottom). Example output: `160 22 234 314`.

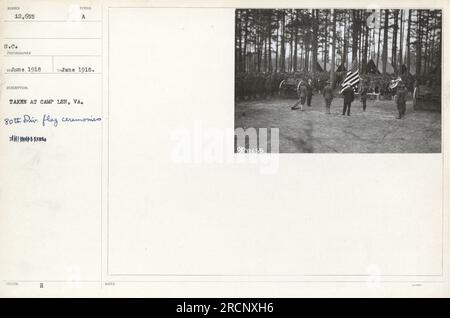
389 77 402 89
340 59 360 94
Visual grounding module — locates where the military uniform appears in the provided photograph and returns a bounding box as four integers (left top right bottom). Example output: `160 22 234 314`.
322 84 333 114
396 84 407 119
342 86 354 116
291 83 307 110
306 81 313 106
250 74 258 99
272 73 281 97
256 74 265 99
360 85 368 111
264 74 272 99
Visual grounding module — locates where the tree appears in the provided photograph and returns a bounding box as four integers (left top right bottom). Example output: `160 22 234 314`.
406 9 411 72
382 9 389 74
399 9 404 68
312 9 319 72
330 9 337 88
362 11 369 73
416 10 422 75
376 9 382 67
391 9 399 71
322 10 329 71
234 8 441 78
351 10 361 63
280 10 286 72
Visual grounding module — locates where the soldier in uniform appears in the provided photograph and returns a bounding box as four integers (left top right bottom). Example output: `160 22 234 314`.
306 78 314 106
264 73 273 99
256 73 265 99
342 85 355 116
359 80 368 111
250 73 258 99
322 81 333 114
291 81 307 111
395 81 407 119
243 73 251 100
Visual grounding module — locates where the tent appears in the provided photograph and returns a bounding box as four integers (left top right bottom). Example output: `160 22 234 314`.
336 63 347 72
317 61 331 72
399 64 407 75
399 64 417 76
377 61 395 74
365 59 380 74
316 61 324 72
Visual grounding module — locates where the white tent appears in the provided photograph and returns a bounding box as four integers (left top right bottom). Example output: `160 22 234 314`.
377 61 395 74
317 60 331 72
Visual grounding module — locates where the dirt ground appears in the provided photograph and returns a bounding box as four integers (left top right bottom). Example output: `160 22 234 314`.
235 96 441 153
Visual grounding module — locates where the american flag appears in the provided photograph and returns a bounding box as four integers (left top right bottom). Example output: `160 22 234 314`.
340 59 360 94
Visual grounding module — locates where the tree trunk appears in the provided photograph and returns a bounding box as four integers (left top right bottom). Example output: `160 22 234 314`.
275 20 279 72
391 9 399 72
343 14 348 68
280 10 286 72
399 9 404 69
304 39 309 72
293 12 298 72
423 11 430 74
406 9 411 72
289 15 293 72
268 14 272 72
236 11 242 72
429 11 436 73
312 9 318 72
351 10 359 63
359 10 364 68
257 28 261 72
243 12 248 72
416 10 422 76
382 9 389 74
330 9 337 88
264 32 267 72
324 10 329 72
362 12 369 73
376 10 382 67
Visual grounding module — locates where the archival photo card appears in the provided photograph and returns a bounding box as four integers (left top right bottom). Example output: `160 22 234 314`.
0 1 448 299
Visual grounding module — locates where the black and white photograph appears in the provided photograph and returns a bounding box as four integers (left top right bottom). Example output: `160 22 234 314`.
235 9 442 153
1 0 449 300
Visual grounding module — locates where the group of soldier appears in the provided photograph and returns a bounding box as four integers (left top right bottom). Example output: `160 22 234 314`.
289 78 408 119
290 78 408 119
236 71 410 119
235 72 285 100
235 71 328 100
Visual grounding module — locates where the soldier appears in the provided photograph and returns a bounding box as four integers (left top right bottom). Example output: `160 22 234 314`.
395 81 407 119
250 73 258 99
306 78 314 106
271 72 279 97
264 73 273 99
360 81 368 111
256 73 265 99
342 85 354 116
242 73 250 100
291 81 307 111
322 81 333 114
